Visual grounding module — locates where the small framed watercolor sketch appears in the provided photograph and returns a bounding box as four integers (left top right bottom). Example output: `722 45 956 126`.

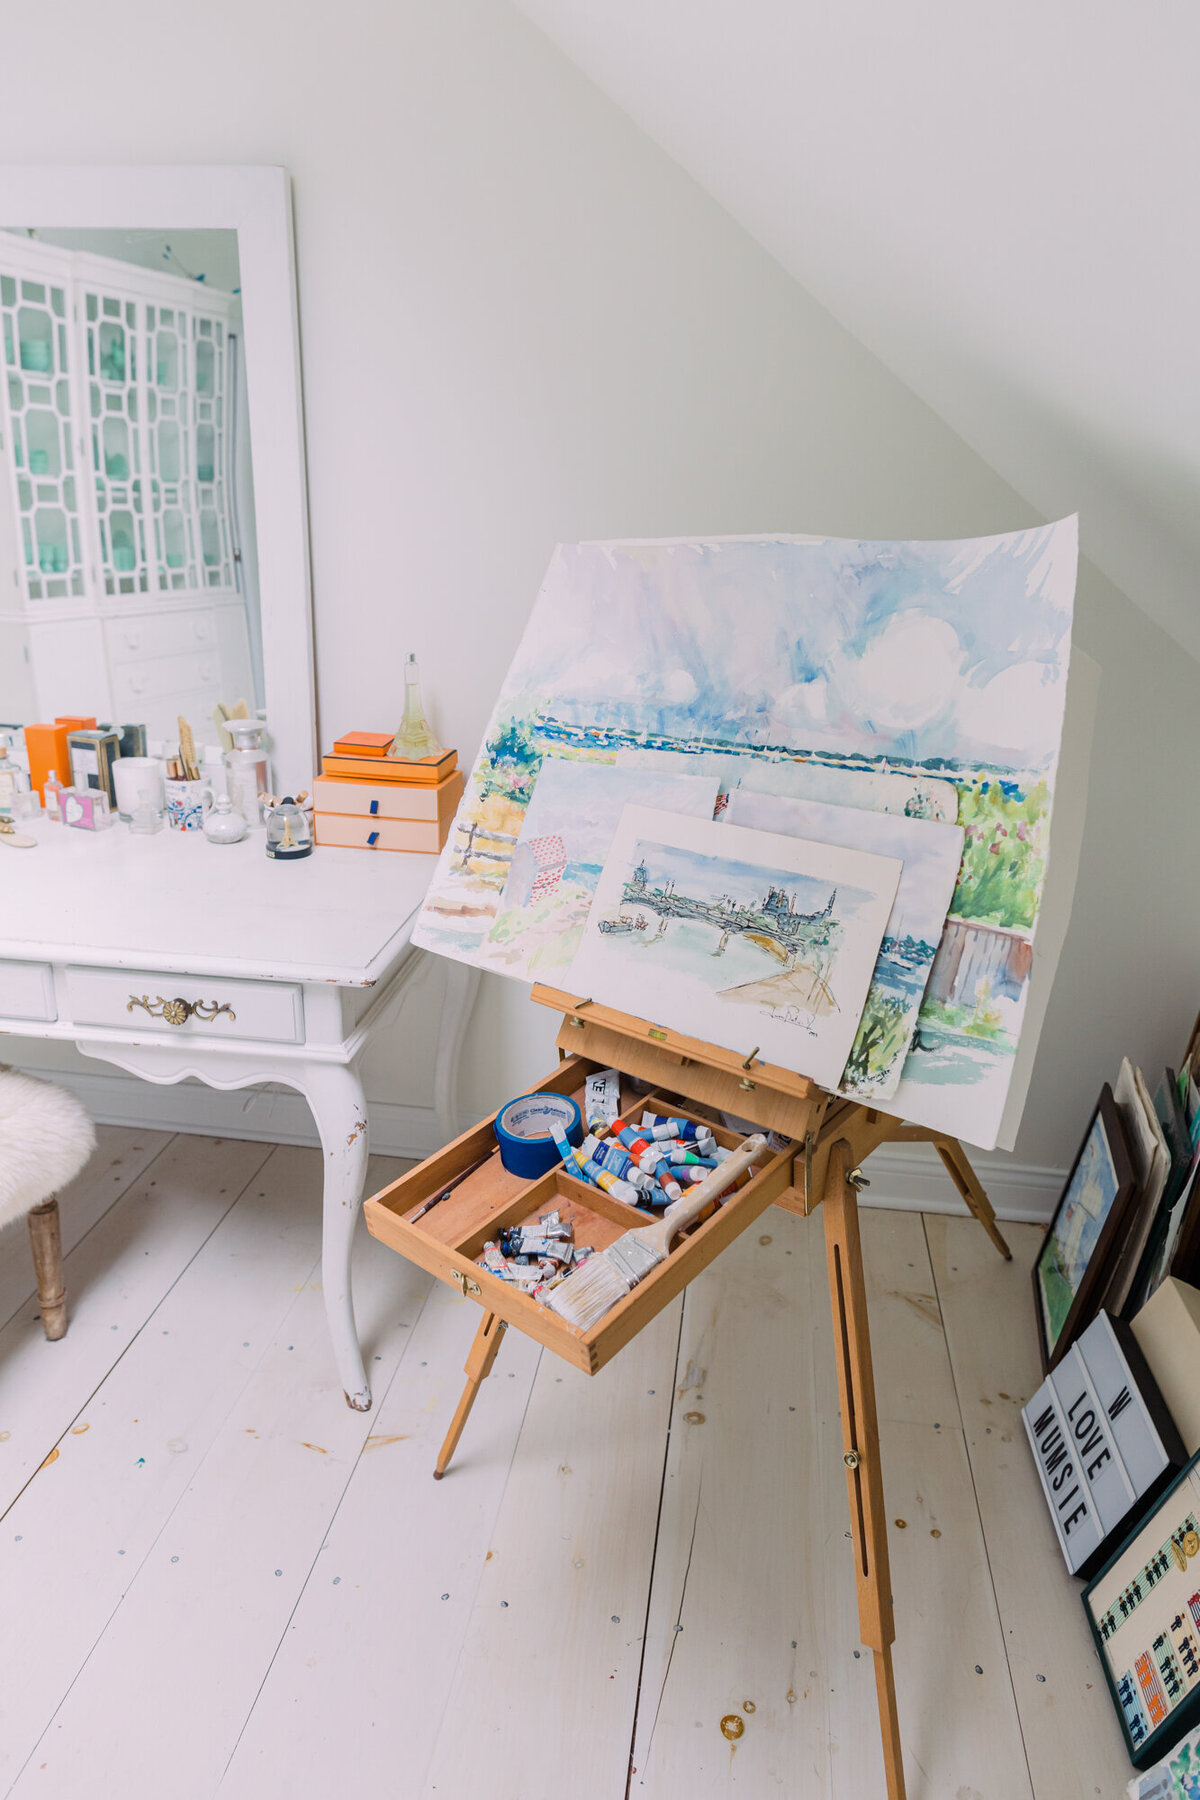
1084 1449 1200 1770
1034 1083 1137 1370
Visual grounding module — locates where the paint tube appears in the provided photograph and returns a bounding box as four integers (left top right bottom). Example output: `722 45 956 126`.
555 1132 640 1205
480 1242 510 1277
499 1231 573 1261
585 1136 660 1196
639 1113 713 1144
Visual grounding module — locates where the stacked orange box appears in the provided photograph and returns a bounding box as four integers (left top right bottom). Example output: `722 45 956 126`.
313 734 462 853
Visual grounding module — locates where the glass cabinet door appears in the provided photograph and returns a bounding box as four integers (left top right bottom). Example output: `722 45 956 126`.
0 271 85 602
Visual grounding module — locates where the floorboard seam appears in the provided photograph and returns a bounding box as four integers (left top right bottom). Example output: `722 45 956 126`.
624 1296 688 1799
922 1211 1038 1800
0 1138 275 1532
415 1330 545 1796
2 1161 321 1793
217 1271 439 1790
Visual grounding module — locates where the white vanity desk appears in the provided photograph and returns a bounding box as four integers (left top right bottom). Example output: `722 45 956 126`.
0 818 477 1411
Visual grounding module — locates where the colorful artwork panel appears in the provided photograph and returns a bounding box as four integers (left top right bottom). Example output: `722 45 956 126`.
412 524 1077 1146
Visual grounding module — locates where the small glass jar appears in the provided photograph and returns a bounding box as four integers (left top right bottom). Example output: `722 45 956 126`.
129 788 165 836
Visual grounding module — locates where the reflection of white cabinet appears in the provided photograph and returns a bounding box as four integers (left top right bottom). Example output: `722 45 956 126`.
0 236 253 735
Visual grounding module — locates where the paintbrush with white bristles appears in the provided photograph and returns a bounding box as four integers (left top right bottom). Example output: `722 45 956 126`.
548 1134 768 1330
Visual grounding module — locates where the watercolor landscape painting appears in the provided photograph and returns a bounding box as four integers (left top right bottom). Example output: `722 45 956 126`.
727 791 964 1099
411 523 1077 1146
483 761 718 980
566 807 901 1090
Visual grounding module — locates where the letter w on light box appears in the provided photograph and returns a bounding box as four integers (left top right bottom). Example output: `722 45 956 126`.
566 805 901 1091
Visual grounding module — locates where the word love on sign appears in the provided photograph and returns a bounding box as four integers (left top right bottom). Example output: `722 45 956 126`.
1023 1312 1186 1580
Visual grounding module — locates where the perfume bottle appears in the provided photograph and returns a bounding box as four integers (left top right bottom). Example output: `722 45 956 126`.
43 769 64 821
129 788 164 836
389 654 444 760
224 718 269 826
0 744 30 811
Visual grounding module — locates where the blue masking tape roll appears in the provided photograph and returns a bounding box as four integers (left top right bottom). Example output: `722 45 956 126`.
494 1092 583 1178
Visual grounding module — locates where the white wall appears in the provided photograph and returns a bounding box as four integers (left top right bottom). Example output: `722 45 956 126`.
3 0 1199 1176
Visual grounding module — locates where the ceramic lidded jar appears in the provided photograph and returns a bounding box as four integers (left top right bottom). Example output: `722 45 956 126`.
202 793 249 845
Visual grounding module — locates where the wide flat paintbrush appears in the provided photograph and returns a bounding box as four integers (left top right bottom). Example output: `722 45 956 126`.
548 1133 767 1330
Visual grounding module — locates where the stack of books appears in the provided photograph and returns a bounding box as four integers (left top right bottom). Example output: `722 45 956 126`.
312 732 462 854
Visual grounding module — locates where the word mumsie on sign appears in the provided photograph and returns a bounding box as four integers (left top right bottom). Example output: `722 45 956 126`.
1023 1312 1186 1580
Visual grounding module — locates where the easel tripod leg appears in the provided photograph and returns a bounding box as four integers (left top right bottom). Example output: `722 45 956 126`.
933 1137 1011 1260
823 1139 906 1800
433 1310 507 1479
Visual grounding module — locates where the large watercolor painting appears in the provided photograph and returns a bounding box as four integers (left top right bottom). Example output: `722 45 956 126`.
726 791 963 1100
567 807 901 1090
411 524 1078 1147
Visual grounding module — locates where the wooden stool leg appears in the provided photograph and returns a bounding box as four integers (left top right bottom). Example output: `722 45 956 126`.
433 1310 507 1480
27 1197 67 1341
933 1136 1011 1261
823 1141 906 1800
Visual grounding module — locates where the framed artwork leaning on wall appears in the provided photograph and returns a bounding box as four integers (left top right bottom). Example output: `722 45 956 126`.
1035 1083 1137 1371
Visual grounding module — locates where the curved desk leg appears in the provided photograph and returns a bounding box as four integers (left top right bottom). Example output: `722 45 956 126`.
433 962 480 1149
301 1058 372 1412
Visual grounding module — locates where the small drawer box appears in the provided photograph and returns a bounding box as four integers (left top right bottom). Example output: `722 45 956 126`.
365 1055 795 1375
314 811 453 853
311 770 462 824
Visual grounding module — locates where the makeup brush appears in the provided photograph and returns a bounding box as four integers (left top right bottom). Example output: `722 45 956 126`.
547 1134 767 1330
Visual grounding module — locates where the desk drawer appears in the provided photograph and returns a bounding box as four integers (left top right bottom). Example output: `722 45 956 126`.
0 960 56 1022
64 966 304 1043
364 1055 794 1375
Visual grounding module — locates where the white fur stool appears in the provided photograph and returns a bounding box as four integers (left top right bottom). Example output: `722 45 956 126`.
0 1068 96 1341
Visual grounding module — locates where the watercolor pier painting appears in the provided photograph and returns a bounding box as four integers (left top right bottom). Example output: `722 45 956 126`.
567 807 901 1091
411 523 1078 1147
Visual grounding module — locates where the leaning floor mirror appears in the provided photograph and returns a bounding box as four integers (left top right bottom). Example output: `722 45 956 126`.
0 165 314 790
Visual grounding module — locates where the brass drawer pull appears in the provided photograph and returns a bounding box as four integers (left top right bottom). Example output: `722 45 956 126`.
126 994 237 1027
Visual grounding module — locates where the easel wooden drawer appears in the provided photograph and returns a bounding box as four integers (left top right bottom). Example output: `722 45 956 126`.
364 1054 795 1375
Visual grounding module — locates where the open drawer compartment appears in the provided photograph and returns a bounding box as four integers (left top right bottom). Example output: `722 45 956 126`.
364 1053 798 1374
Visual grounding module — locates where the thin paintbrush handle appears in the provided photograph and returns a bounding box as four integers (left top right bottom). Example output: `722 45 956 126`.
639 1134 768 1259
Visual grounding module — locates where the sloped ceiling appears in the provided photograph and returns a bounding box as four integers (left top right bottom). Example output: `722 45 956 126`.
514 0 1200 658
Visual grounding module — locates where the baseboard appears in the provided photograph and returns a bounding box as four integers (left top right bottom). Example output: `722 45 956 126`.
22 1066 443 1163
15 1064 1067 1224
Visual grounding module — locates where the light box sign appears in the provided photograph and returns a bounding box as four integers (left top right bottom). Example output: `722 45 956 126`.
1023 1311 1186 1580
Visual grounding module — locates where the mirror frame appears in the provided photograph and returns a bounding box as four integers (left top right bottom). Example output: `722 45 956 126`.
0 164 315 789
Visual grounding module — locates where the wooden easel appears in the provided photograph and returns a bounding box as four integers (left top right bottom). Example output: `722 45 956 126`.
425 989 1011 1800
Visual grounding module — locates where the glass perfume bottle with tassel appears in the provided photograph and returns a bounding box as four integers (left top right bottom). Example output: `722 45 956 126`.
389 654 444 761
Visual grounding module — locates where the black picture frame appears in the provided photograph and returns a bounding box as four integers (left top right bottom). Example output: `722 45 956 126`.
1082 1447 1200 1770
1033 1083 1137 1372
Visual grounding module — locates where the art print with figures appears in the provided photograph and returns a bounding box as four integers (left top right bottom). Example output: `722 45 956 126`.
411 523 1078 1147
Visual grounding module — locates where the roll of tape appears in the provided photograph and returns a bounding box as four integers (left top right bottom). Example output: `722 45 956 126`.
494 1092 583 1178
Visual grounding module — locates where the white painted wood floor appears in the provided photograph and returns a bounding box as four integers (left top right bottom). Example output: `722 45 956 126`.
0 1126 1134 1800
